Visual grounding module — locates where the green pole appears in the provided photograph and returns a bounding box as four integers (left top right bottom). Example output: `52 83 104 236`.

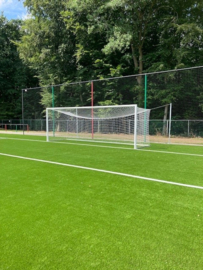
144 74 147 143
144 74 147 109
52 85 55 136
52 85 55 107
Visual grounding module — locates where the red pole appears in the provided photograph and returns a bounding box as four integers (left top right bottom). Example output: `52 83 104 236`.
91 81 94 139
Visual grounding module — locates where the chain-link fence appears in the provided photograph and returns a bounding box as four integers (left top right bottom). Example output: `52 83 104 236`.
21 66 203 123
1 119 203 145
2 65 201 143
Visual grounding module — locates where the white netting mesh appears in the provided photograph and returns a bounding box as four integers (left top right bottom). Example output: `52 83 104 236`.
137 109 150 146
46 105 150 148
54 106 136 120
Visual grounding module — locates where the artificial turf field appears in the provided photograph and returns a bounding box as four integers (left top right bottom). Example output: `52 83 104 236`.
0 134 203 269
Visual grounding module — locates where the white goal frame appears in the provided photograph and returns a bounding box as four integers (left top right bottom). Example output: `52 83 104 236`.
46 104 150 149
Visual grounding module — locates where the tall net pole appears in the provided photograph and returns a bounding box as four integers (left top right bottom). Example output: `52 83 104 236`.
144 74 147 109
52 85 55 137
21 89 24 135
168 103 172 144
91 81 94 139
144 74 148 142
134 105 138 149
46 108 49 141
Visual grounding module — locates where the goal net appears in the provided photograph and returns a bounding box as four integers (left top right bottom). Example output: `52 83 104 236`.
149 103 172 144
46 105 150 149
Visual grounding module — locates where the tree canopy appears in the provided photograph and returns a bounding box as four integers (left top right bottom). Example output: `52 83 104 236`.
0 15 38 119
0 0 203 119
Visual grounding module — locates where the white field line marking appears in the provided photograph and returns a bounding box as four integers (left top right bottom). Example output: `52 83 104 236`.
152 141 203 147
140 149 203 158
0 136 133 150
0 152 203 190
1 136 203 157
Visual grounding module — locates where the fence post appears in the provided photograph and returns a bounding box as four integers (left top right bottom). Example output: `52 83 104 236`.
91 81 94 139
52 85 55 136
188 120 190 137
168 103 172 144
144 74 147 109
144 74 147 143
22 89 24 135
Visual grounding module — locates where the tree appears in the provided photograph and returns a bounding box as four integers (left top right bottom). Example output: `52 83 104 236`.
17 0 203 118
19 0 77 84
17 0 82 109
0 15 37 119
63 0 203 110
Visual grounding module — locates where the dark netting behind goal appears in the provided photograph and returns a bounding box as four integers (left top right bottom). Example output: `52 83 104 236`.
146 67 203 119
21 66 203 142
22 82 91 132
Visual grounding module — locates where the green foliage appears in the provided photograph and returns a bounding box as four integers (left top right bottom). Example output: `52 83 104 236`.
0 15 38 119
1 0 203 119
18 2 76 85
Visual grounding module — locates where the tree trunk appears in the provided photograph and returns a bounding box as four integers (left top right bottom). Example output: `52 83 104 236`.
131 43 144 107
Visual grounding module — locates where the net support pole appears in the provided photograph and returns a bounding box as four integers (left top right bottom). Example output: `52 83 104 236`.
144 74 147 142
144 74 147 109
91 81 94 139
22 89 24 135
134 105 138 149
168 103 172 144
76 108 78 137
46 108 49 142
52 85 55 137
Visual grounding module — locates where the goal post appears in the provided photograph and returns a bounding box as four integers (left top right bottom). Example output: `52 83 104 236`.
46 105 150 149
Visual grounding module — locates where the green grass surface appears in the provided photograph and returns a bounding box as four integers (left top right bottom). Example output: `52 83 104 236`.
0 134 203 269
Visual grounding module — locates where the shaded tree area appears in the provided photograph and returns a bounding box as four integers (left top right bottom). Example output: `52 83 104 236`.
0 15 38 119
1 0 203 119
61 0 203 112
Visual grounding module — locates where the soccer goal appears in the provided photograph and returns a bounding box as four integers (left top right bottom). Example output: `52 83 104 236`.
46 105 150 149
